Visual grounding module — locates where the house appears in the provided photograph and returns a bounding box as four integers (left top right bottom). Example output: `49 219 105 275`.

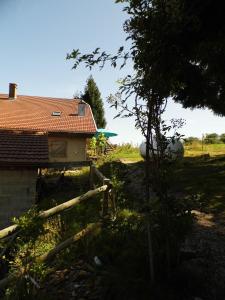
0 83 97 228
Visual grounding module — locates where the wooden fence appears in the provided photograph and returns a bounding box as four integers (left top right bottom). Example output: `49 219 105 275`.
90 164 116 217
0 163 115 289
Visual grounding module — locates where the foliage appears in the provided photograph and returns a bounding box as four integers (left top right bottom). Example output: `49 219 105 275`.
89 133 107 157
90 136 97 150
82 75 106 128
89 136 97 156
79 159 193 299
184 137 200 145
184 134 225 147
96 132 107 153
204 133 220 144
3 209 61 299
123 0 225 116
67 0 197 286
220 133 225 143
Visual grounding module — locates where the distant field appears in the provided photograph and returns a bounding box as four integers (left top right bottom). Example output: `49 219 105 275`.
110 142 225 162
185 142 225 157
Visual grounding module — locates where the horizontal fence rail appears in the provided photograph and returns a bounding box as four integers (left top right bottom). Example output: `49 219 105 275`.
0 164 116 291
0 223 101 290
0 185 108 240
91 165 108 183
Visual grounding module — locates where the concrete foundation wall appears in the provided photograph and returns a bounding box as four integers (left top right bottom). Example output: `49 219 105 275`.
48 136 87 162
0 169 37 229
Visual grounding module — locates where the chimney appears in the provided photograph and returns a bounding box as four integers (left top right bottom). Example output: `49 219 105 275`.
9 83 17 99
78 100 86 116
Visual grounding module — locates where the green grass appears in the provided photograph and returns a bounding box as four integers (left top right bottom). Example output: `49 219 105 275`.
111 142 225 160
181 142 225 216
185 142 225 157
107 142 225 217
171 155 225 218
105 142 225 217
109 142 225 161
109 143 142 162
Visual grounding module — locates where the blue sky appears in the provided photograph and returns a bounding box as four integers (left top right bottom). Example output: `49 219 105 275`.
0 0 225 144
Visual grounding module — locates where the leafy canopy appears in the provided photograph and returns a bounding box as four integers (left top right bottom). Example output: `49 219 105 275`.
122 0 225 115
68 0 225 116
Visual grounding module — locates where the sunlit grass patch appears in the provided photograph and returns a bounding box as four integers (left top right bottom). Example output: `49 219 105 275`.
185 142 225 157
109 143 142 161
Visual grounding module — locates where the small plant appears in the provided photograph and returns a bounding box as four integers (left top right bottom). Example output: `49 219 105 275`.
96 132 107 155
4 209 61 299
89 136 97 156
88 134 107 157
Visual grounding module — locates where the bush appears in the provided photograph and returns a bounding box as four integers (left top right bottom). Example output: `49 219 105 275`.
220 133 225 143
184 137 200 145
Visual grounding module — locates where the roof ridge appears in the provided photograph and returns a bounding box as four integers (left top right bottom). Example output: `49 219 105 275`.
0 93 81 101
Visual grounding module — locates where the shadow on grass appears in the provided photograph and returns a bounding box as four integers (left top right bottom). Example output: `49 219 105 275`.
99 155 225 218
172 155 225 216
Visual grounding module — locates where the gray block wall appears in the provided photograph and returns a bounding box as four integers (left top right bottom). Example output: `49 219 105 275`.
0 169 37 229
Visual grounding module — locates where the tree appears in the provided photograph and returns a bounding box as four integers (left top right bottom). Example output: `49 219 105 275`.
204 133 220 144
67 0 210 285
184 136 200 145
82 76 106 128
122 0 225 116
220 134 225 143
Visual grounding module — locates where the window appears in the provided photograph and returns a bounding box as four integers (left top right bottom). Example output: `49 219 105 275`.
52 111 61 116
78 103 86 116
49 140 67 158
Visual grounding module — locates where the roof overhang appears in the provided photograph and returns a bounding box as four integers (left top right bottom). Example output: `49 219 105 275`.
48 131 96 138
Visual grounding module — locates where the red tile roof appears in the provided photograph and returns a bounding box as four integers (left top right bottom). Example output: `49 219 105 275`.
0 94 97 134
0 130 48 164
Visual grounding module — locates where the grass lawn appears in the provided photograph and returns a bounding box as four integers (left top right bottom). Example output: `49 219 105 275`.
185 142 225 157
108 142 225 217
109 142 225 161
172 156 225 215
109 143 142 162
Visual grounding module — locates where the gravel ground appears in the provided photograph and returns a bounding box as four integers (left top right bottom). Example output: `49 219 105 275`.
39 260 102 300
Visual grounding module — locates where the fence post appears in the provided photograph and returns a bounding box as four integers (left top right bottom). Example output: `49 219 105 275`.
109 188 116 217
102 178 110 218
89 162 94 189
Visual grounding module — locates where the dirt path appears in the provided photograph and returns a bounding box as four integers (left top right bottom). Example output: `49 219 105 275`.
181 210 225 300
